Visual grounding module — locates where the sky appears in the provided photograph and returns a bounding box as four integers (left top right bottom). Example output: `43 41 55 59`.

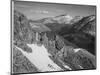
13 1 96 20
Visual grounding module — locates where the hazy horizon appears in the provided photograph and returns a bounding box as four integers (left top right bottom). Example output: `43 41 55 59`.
14 1 96 20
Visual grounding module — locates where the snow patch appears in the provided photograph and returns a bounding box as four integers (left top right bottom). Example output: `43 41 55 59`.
63 65 72 70
73 48 82 53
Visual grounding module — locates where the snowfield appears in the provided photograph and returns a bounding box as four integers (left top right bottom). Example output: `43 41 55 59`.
15 44 63 72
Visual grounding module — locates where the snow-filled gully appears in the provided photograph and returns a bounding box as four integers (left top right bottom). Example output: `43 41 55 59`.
15 44 68 72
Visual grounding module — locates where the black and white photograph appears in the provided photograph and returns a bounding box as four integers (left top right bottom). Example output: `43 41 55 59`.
11 0 96 74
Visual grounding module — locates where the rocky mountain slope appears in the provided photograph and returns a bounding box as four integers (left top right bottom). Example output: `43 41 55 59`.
58 15 96 55
72 15 96 36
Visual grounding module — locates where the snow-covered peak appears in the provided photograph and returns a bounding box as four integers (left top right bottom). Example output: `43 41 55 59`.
52 14 73 24
88 15 95 21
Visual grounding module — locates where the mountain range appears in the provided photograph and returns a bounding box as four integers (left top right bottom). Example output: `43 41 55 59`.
12 10 96 74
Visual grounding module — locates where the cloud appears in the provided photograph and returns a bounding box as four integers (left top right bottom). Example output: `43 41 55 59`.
30 10 49 14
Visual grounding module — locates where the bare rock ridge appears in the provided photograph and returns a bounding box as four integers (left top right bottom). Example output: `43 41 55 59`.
13 10 96 73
